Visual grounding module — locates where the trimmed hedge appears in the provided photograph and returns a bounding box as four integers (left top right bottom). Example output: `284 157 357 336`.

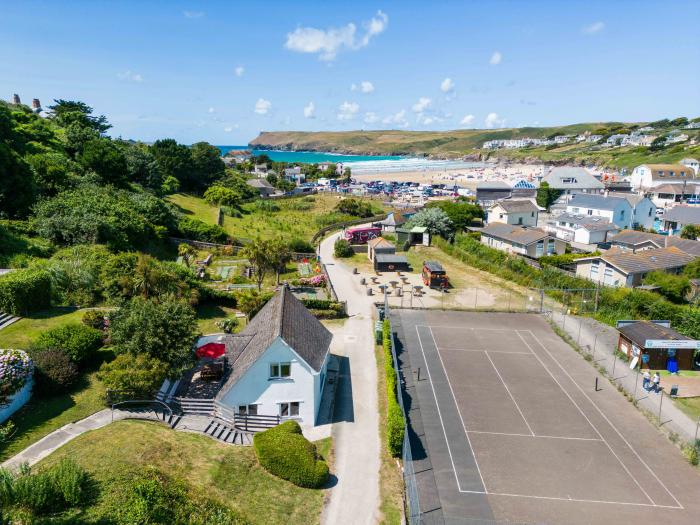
383 320 405 457
33 323 103 364
253 420 329 488
0 269 51 315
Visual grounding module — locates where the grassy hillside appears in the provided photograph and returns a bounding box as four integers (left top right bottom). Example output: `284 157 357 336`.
249 124 700 170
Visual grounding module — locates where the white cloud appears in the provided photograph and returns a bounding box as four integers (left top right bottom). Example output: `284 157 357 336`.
303 101 316 118
582 21 605 34
234 66 245 77
254 98 272 115
208 107 215 114
183 11 204 19
364 112 379 124
351 80 375 93
460 114 475 126
224 127 233 133
440 78 455 93
412 97 431 113
337 101 360 120
484 112 506 129
284 10 388 61
382 109 408 127
489 51 502 65
117 70 143 83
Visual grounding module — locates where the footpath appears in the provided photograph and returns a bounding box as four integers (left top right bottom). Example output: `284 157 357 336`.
550 311 700 443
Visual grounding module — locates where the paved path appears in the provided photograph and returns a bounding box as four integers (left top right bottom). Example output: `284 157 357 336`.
551 311 700 442
320 232 381 525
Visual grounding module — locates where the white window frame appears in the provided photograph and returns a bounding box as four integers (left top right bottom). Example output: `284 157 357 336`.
269 362 291 379
278 401 301 418
238 404 258 416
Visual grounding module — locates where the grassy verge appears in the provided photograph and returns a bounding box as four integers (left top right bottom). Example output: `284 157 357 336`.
39 420 328 524
674 397 700 422
196 303 241 334
375 341 405 524
167 192 220 224
0 307 85 349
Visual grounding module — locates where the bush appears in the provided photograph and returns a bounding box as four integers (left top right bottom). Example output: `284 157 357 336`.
253 421 329 488
288 238 315 254
31 349 79 394
333 238 354 258
177 216 229 243
383 320 405 456
98 353 169 397
0 269 51 315
34 323 103 364
82 309 108 329
216 317 238 334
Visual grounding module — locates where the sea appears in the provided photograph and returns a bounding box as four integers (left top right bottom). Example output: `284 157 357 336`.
217 145 486 175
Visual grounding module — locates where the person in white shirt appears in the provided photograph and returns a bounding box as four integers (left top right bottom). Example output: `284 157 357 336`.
642 370 651 391
652 372 661 393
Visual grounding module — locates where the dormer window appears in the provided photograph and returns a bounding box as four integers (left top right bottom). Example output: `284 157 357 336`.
270 362 291 379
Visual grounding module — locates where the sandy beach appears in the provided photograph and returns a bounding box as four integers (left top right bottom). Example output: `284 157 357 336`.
352 163 545 189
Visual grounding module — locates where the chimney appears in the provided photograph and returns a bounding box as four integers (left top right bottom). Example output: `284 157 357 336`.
32 98 41 110
12 94 20 104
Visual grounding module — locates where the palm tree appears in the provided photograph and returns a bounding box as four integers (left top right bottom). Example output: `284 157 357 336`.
178 243 197 267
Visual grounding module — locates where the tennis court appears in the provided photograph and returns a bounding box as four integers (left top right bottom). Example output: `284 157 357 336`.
393 309 700 524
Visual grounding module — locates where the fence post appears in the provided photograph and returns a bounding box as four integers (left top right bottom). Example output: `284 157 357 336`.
658 391 664 423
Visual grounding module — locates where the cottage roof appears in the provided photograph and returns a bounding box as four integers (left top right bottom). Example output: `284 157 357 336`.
662 205 700 225
476 181 511 190
618 321 692 348
492 199 539 213
216 287 332 398
606 192 648 207
640 164 695 180
246 178 274 189
568 193 630 211
368 237 395 249
375 254 409 264
555 212 619 232
480 223 550 245
651 183 700 195
541 167 604 190
578 246 696 275
609 229 700 257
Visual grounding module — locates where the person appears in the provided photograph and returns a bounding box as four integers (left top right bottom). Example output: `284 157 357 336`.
642 369 651 391
652 372 661 393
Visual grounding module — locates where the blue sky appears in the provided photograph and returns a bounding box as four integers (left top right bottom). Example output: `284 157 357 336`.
2 0 699 144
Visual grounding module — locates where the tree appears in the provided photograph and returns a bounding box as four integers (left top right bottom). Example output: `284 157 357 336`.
189 142 225 191
109 296 199 372
670 117 689 128
242 238 275 290
236 289 273 319
33 322 103 363
150 139 194 188
406 208 454 239
334 198 376 217
25 152 76 197
643 271 691 304
536 182 562 210
333 238 354 258
78 138 128 185
680 224 700 240
343 167 352 183
0 144 36 218
203 185 242 207
649 136 667 152
267 237 292 284
98 353 169 396
49 99 111 133
120 142 163 191
178 243 197 267
427 200 484 231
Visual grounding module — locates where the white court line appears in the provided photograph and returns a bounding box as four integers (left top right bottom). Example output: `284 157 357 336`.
425 326 489 492
414 325 487 493
515 331 656 507
456 489 681 509
439 347 533 355
526 329 684 510
467 430 602 442
484 351 535 436
417 324 513 331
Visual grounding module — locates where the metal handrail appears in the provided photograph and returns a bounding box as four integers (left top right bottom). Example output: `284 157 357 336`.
110 399 173 423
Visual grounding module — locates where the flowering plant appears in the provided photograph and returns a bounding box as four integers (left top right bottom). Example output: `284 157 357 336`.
0 349 33 405
299 274 327 288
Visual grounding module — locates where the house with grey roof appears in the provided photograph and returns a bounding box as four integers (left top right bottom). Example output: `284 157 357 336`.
565 192 656 229
246 178 277 198
545 212 619 247
608 229 700 257
214 286 332 426
475 181 512 206
487 200 539 227
646 183 700 209
574 246 697 287
540 167 604 196
480 223 566 258
661 205 700 236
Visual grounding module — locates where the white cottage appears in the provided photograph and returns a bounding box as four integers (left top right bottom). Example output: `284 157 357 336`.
215 286 332 426
629 164 696 190
487 200 539 227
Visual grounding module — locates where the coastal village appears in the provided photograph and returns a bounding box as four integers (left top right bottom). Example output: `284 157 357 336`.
2 3 700 522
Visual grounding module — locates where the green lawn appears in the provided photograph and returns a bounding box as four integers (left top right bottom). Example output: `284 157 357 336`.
39 420 329 525
167 192 220 224
674 397 700 422
0 307 86 349
196 303 242 334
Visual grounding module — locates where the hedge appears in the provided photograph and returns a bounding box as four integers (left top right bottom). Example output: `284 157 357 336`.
33 323 103 364
436 235 700 338
0 269 51 315
177 216 229 244
383 320 405 457
253 420 329 488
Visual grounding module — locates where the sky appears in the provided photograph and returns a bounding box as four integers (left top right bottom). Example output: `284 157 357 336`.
2 0 699 144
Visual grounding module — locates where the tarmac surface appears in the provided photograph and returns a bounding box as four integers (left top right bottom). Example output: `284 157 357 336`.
392 309 700 525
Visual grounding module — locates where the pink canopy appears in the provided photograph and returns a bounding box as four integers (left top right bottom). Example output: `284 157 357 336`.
195 342 225 359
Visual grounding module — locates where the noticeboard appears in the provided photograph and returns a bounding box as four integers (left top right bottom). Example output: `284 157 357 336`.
644 339 700 350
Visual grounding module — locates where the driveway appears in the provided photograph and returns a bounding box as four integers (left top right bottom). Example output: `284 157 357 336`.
320 232 381 525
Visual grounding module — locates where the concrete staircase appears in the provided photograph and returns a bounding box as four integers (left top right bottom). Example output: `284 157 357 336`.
0 311 20 331
202 417 254 446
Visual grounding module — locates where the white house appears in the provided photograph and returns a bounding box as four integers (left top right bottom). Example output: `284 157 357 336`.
545 212 619 247
487 200 539 227
565 193 656 230
680 158 700 176
630 164 696 189
661 205 700 236
646 184 700 209
214 286 332 426
540 167 604 197
283 166 306 185
480 223 566 258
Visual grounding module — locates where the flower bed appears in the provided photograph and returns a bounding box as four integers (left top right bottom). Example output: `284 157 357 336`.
0 349 34 423
298 274 327 288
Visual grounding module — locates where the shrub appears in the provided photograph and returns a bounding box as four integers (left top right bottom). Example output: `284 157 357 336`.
383 320 405 456
82 309 108 329
253 420 329 488
0 269 51 315
31 349 79 394
216 317 238 334
98 353 169 397
177 216 229 243
333 238 354 258
0 349 33 404
34 323 103 363
288 238 315 254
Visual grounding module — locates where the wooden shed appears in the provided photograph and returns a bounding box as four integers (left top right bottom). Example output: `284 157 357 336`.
367 237 396 262
617 320 699 372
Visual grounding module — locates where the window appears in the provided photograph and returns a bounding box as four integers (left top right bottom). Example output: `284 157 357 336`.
279 402 300 417
620 210 625 219
269 362 291 379
531 212 535 217
517 217 523 225
571 207 580 213
587 209 593 215
648 208 652 217
238 404 258 416
499 213 504 219
590 263 599 276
